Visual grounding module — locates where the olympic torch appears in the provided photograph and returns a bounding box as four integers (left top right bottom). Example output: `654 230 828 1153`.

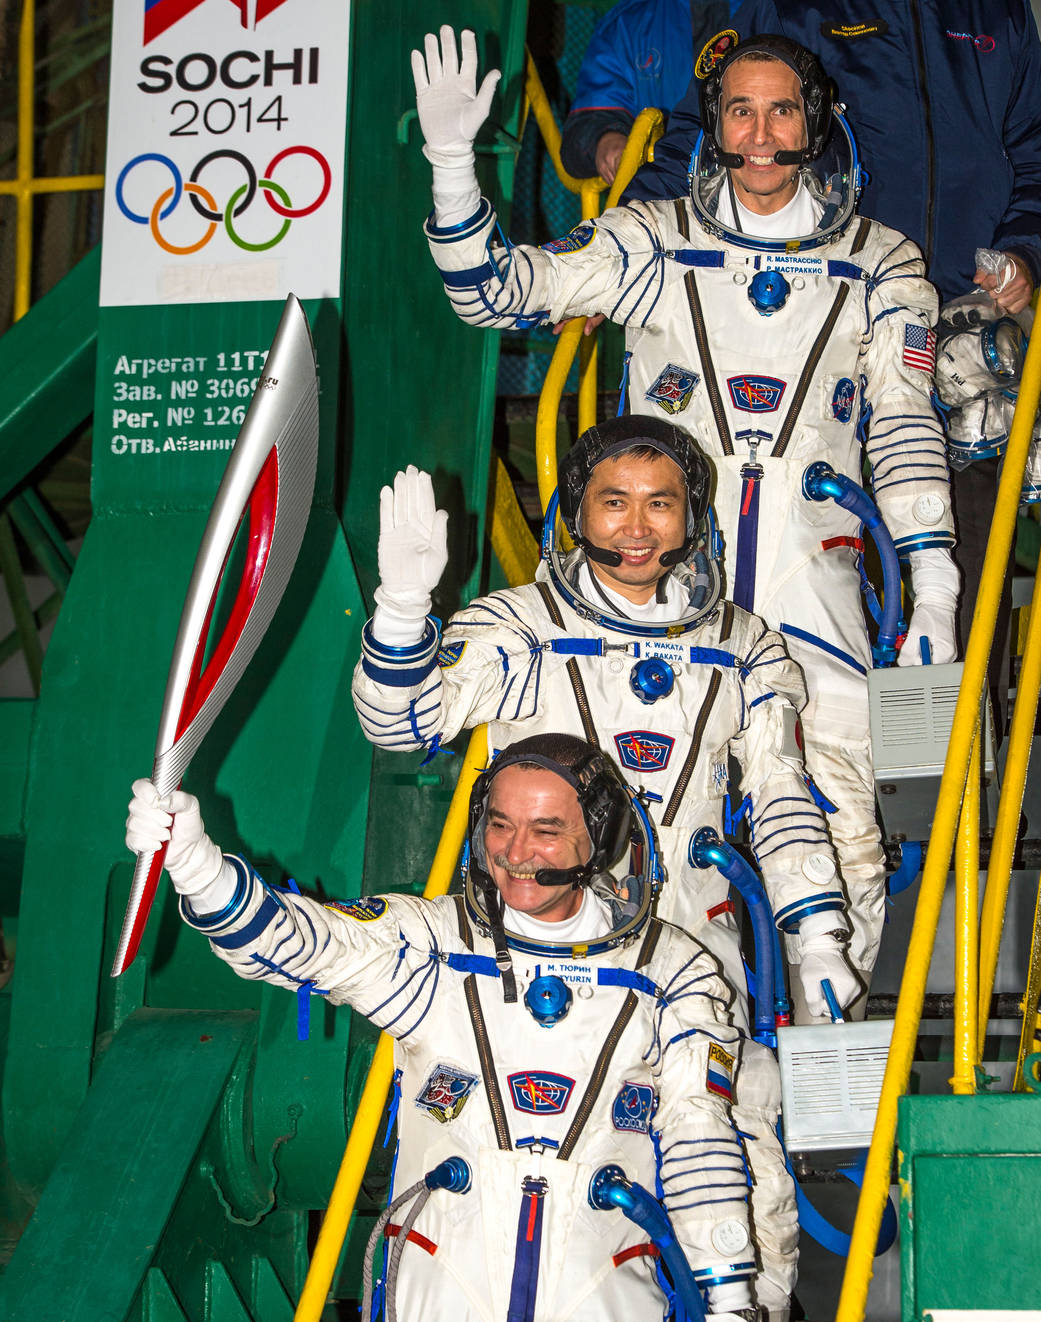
111 293 320 977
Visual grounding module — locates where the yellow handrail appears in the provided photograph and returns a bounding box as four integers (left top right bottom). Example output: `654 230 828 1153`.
527 107 665 509
4 0 105 323
976 554 1041 1049
523 51 601 198
835 313 1041 1322
951 729 980 1094
293 725 489 1321
490 455 540 584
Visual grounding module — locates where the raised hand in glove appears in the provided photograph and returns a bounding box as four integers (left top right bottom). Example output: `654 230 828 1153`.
898 547 959 667
412 26 500 162
372 466 449 647
411 27 500 226
126 779 236 914
796 910 861 1021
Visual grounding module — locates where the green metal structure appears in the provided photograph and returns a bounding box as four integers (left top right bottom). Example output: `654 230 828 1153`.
898 1090 1041 1316
0 3 526 1317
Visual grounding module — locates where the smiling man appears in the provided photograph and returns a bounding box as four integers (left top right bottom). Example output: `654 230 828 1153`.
482 760 594 923
352 415 860 1321
718 54 804 214
125 732 759 1322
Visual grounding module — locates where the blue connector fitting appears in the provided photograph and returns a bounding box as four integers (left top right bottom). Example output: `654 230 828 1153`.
748 268 791 315
524 974 573 1027
588 1166 707 1322
802 462 904 667
425 1156 472 1195
688 828 788 1042
588 1163 630 1212
630 656 675 704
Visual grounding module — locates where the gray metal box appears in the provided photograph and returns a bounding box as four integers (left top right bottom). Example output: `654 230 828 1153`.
868 661 998 841
778 1019 895 1151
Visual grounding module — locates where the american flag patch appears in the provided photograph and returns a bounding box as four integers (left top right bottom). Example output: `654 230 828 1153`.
903 323 937 372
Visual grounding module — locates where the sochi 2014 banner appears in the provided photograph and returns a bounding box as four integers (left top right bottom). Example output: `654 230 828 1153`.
101 0 350 306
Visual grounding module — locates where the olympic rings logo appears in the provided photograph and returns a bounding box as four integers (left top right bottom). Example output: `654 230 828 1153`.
114 146 332 254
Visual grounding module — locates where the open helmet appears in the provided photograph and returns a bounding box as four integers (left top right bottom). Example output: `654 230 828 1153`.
557 414 711 569
689 35 860 252
463 733 662 991
545 415 723 636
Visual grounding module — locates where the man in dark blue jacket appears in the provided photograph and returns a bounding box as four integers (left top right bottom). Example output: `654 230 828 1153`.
560 0 739 182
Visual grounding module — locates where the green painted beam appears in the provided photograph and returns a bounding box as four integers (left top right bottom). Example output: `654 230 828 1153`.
141 1269 190 1322
0 246 99 504
248 1257 294 1322
0 1009 254 1322
7 489 75 592
341 0 527 614
203 1264 252 1322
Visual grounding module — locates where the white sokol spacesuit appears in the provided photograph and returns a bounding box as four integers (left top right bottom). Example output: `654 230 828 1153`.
351 419 860 1315
126 736 758 1322
413 29 958 984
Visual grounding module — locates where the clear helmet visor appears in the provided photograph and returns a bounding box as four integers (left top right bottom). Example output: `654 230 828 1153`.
540 489 724 637
464 788 664 955
946 391 1015 468
689 108 862 253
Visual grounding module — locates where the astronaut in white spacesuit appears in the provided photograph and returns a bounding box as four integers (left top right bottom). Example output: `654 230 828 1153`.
352 416 862 1318
411 26 959 1000
126 732 761 1322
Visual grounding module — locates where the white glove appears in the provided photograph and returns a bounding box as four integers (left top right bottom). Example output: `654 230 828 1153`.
898 547 960 666
796 911 861 1020
706 1279 755 1316
371 466 449 647
126 779 237 913
411 27 500 226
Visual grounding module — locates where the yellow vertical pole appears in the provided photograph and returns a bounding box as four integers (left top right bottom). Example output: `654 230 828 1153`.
578 332 598 435
577 180 601 435
15 0 36 322
977 568 1041 1054
536 320 584 513
950 728 980 1094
